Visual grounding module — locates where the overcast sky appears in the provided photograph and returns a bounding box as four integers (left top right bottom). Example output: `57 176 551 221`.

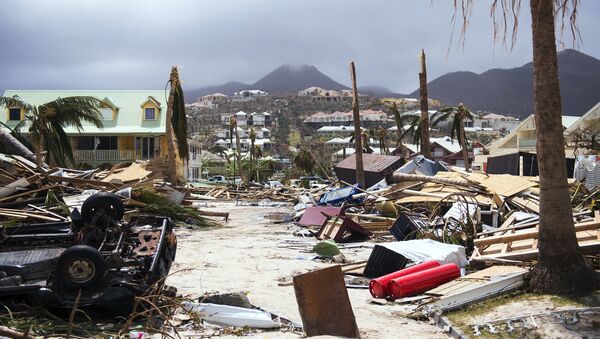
1 0 598 94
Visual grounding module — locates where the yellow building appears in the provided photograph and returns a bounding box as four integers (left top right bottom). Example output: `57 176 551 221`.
2 90 172 167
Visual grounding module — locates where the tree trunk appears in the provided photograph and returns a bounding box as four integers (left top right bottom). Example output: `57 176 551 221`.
459 117 470 172
350 61 365 188
419 49 432 158
165 67 180 184
528 0 595 294
0 126 38 164
234 127 243 184
248 139 254 184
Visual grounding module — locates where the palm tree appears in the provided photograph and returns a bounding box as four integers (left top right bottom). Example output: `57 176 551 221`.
293 147 315 175
377 126 389 155
233 118 243 183
431 103 473 171
0 95 103 167
389 102 416 160
419 49 432 158
452 0 595 294
164 66 189 184
349 61 365 188
228 117 236 177
247 127 256 184
398 112 423 150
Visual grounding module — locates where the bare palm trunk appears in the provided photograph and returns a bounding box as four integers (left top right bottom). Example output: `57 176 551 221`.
165 67 180 184
459 117 470 172
528 0 595 294
36 133 44 169
249 140 255 184
419 49 432 158
0 126 37 164
234 127 243 184
350 61 365 188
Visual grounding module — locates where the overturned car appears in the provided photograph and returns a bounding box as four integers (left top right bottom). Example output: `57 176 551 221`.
0 192 177 315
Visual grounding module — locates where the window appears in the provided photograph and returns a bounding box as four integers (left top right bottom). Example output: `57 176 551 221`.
97 136 118 150
9 108 21 121
100 108 113 121
145 108 156 120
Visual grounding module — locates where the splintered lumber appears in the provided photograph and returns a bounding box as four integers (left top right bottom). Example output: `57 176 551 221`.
48 175 118 188
0 208 61 221
509 196 540 214
474 219 600 247
0 185 61 203
389 172 472 187
293 265 360 338
27 204 68 221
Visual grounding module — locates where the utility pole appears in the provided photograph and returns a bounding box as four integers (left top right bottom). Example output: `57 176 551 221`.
419 49 432 158
350 61 365 188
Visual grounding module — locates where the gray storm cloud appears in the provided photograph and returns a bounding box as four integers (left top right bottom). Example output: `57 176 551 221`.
0 0 598 93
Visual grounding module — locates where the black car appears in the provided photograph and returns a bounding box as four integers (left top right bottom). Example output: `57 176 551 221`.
0 192 177 315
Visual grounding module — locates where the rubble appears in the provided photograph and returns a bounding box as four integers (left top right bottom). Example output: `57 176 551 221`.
2 146 600 338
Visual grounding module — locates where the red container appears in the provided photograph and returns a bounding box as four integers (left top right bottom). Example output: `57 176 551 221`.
387 263 461 299
369 260 440 298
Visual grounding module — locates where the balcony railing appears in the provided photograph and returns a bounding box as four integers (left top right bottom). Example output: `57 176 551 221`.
73 149 135 162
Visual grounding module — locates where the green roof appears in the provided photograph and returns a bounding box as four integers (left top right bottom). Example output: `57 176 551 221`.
2 90 167 135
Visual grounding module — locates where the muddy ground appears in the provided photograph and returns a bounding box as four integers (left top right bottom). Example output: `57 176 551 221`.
167 201 446 338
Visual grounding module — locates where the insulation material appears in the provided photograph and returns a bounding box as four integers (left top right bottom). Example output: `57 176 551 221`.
376 239 469 268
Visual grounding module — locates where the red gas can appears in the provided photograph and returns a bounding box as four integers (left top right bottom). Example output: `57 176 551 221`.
387 263 461 299
369 260 440 298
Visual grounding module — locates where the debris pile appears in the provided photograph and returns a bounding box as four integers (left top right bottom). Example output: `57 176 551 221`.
0 153 225 336
282 161 600 336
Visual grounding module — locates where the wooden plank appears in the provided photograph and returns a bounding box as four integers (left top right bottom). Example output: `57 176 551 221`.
293 265 359 338
48 175 118 188
475 220 600 247
0 185 60 203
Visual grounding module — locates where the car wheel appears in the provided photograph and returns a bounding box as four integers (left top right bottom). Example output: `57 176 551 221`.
81 192 125 224
57 245 106 290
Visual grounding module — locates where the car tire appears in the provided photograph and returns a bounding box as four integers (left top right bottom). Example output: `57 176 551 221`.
81 192 125 224
56 245 106 290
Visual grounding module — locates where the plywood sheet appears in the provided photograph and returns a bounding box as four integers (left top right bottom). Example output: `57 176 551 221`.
293 265 359 338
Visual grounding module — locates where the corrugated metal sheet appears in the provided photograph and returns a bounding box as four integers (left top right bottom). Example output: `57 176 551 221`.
335 153 403 173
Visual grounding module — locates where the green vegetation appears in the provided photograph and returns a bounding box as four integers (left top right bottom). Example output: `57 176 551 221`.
134 190 221 228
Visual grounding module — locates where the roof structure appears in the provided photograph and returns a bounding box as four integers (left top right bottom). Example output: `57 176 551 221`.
335 153 403 172
430 136 462 154
2 90 167 135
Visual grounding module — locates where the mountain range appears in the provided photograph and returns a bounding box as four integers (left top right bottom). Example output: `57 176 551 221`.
186 49 600 118
407 49 600 117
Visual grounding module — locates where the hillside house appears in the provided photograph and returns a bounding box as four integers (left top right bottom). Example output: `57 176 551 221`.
232 90 268 102
194 93 229 109
248 112 272 126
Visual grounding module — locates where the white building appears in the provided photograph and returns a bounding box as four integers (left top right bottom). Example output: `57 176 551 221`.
248 112 272 126
304 110 388 124
232 89 268 102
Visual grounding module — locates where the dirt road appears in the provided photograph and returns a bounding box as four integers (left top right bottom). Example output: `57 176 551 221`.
168 201 445 338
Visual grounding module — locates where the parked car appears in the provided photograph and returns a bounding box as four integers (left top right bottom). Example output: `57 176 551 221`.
265 180 283 189
208 175 227 183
